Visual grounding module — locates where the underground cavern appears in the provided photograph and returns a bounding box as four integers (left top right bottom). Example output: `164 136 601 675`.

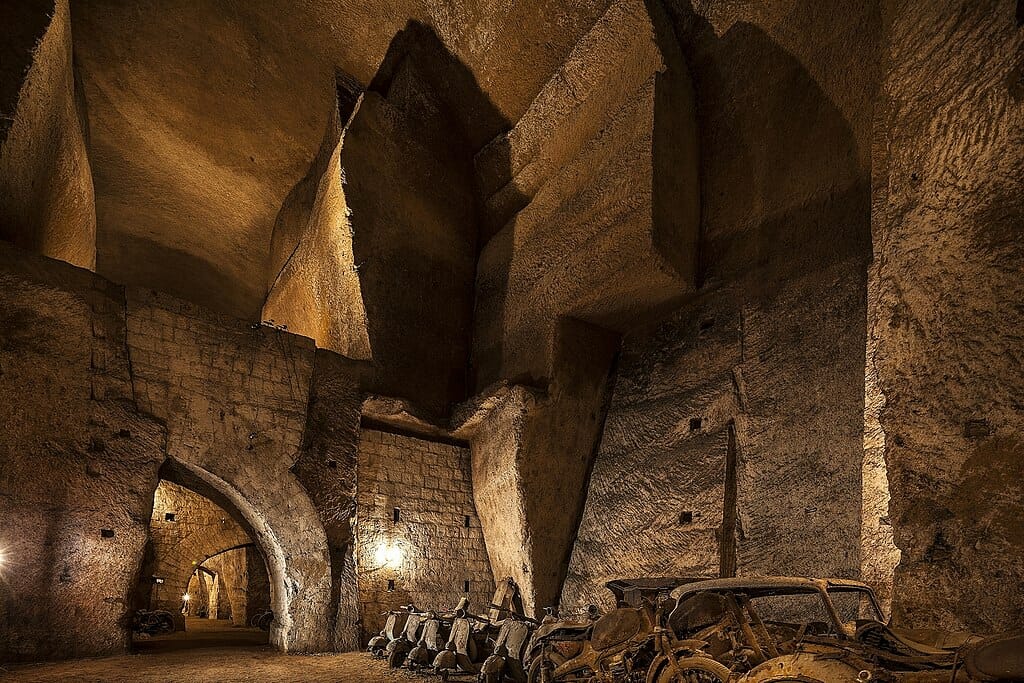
0 0 1023 681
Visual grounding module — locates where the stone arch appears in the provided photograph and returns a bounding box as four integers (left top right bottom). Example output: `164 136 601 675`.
159 458 331 651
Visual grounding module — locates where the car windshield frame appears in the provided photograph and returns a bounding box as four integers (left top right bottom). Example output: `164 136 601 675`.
667 577 886 639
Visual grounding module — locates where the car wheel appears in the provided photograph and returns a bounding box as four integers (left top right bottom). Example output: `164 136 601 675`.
654 656 731 683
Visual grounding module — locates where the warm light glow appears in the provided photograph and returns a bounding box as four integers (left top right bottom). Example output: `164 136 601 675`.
182 593 191 601
374 542 404 569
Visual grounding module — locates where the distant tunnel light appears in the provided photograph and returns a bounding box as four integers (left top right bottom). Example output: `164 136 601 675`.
374 542 404 569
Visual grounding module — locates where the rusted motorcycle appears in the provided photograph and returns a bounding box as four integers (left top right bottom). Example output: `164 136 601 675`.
526 578 725 683
132 609 175 636
368 605 411 657
407 607 455 670
388 607 427 667
477 605 539 683
432 603 497 679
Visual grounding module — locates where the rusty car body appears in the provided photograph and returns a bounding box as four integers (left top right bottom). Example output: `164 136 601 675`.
662 576 1024 682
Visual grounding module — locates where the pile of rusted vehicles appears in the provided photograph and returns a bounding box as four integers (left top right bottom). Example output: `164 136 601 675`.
368 575 1023 682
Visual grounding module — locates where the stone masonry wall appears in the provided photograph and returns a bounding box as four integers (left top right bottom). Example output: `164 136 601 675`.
0 243 370 659
355 430 494 642
124 288 334 651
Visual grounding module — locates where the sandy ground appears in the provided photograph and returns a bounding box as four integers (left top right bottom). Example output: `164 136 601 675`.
1 618 423 683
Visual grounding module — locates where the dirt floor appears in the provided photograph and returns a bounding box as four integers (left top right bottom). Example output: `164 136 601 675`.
0 618 421 682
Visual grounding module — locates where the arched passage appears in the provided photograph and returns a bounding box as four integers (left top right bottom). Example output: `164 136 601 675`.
156 458 332 651
135 479 270 635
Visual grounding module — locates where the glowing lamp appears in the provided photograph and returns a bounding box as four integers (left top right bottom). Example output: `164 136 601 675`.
374 542 404 569
182 593 191 601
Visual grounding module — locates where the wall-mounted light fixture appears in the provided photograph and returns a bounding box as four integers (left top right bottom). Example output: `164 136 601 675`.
374 541 404 569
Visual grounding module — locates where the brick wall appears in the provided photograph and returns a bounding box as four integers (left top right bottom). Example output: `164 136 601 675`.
355 430 493 642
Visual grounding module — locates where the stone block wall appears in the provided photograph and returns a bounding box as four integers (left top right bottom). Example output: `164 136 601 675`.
123 287 335 651
355 429 494 642
0 243 368 659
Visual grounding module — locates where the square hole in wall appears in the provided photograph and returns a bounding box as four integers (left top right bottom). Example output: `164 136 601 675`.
464 515 471 528
326 459 338 469
463 580 471 593
964 418 991 439
100 529 115 538
699 318 715 333
164 512 176 522
679 511 693 525
387 579 395 592
689 418 702 432
393 508 401 523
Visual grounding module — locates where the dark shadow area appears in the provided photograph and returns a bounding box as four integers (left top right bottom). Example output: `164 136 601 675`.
345 21 513 417
98 231 261 320
659 0 877 289
133 617 268 653
0 2 54 145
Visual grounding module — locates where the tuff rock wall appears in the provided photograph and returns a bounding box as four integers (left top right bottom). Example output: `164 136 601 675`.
869 0 1024 632
562 0 877 612
0 0 96 270
0 248 163 662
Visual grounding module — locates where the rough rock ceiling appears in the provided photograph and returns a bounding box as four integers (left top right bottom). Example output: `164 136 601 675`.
71 0 615 318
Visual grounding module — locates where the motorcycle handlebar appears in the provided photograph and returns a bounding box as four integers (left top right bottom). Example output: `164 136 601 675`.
487 604 539 625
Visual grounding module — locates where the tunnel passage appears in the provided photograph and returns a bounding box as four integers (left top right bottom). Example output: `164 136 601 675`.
132 479 271 645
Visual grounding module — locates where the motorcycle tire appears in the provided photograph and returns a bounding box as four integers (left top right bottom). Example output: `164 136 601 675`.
526 652 567 683
388 646 407 669
653 656 731 683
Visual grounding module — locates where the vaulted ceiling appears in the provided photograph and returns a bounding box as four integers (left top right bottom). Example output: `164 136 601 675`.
71 0 618 318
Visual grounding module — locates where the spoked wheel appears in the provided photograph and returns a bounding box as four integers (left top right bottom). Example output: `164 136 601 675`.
655 656 732 683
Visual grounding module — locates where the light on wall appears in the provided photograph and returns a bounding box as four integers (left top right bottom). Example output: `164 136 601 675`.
182 593 191 602
374 541 404 569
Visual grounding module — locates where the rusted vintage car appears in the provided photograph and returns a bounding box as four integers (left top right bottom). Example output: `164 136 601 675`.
660 576 1024 682
525 577 719 682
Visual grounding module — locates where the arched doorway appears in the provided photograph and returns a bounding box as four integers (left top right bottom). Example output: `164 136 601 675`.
133 478 272 650
132 458 332 651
